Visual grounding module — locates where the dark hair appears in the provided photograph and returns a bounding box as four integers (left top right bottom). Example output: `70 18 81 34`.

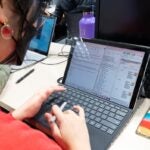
0 0 49 64
14 0 47 65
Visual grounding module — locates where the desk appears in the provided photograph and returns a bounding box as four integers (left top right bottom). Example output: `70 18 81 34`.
0 42 150 150
0 42 70 110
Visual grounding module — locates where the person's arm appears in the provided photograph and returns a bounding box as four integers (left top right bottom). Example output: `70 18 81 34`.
12 86 65 120
45 105 91 150
54 2 64 24
54 0 78 24
12 85 91 150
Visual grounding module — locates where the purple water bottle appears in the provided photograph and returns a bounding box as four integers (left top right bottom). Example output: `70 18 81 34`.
79 11 95 39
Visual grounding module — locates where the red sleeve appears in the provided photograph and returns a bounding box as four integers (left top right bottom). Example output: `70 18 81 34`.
0 111 62 150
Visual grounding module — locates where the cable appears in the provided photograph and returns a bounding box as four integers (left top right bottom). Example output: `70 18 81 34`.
11 43 70 73
57 43 69 57
40 59 67 65
10 59 42 73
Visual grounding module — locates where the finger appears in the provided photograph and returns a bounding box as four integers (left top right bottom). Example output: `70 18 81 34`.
51 105 64 123
45 112 55 123
47 86 66 96
45 113 62 142
73 105 85 118
35 86 66 103
63 109 75 115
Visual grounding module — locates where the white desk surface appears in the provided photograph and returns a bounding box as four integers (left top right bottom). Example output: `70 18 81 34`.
0 42 150 150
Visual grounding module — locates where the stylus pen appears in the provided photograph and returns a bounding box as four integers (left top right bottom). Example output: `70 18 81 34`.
50 101 67 123
16 68 35 84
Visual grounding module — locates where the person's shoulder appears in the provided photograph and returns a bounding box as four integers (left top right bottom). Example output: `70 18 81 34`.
0 111 62 150
0 65 11 94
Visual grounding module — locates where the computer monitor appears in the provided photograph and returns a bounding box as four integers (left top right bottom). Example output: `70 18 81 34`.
25 15 56 62
95 0 150 47
12 16 56 69
95 0 150 98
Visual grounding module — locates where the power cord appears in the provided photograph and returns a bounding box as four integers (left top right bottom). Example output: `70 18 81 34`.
10 60 40 74
57 43 69 57
40 59 67 65
11 43 70 73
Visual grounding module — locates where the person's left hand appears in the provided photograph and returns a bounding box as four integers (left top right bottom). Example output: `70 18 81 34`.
12 85 65 120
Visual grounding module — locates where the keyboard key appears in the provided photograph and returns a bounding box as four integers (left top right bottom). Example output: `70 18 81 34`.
103 110 109 115
89 115 95 120
101 126 108 132
95 117 101 123
107 128 114 134
120 108 128 113
95 101 100 106
116 110 127 117
101 120 117 130
91 110 96 115
85 107 91 112
100 104 105 108
96 112 101 117
85 112 90 117
114 115 123 121
109 112 115 117
110 108 117 112
98 108 104 112
101 114 107 119
89 120 96 126
105 106 111 110
93 106 99 110
88 104 93 108
95 123 102 129
107 117 120 125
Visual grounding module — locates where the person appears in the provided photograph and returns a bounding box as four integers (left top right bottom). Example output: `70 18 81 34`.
54 0 95 24
52 0 96 41
0 65 11 93
0 0 91 150
0 0 47 64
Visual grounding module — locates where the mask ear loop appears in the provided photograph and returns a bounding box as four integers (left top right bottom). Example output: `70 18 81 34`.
1 17 14 40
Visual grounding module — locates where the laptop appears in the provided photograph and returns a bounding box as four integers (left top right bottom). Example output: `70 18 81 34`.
29 39 149 150
11 16 56 69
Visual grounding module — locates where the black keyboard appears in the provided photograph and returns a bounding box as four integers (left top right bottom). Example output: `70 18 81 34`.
34 86 128 135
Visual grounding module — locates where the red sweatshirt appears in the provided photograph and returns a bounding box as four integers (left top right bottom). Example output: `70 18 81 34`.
0 111 62 150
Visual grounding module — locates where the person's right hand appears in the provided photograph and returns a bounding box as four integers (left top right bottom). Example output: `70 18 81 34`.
45 105 91 150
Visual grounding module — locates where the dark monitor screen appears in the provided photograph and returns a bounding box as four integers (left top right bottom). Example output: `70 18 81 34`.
95 0 150 47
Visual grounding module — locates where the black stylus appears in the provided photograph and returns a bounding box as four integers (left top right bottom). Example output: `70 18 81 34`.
16 69 35 84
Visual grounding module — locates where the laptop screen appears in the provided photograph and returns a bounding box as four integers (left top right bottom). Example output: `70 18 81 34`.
29 16 56 55
64 40 146 108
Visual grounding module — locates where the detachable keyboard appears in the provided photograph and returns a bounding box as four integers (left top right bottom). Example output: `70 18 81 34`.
34 86 128 135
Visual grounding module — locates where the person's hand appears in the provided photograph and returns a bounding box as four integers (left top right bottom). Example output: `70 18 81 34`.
12 86 65 120
45 105 91 150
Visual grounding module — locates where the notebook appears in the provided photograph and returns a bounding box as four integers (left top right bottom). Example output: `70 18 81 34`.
29 39 149 150
11 16 56 69
136 106 150 138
